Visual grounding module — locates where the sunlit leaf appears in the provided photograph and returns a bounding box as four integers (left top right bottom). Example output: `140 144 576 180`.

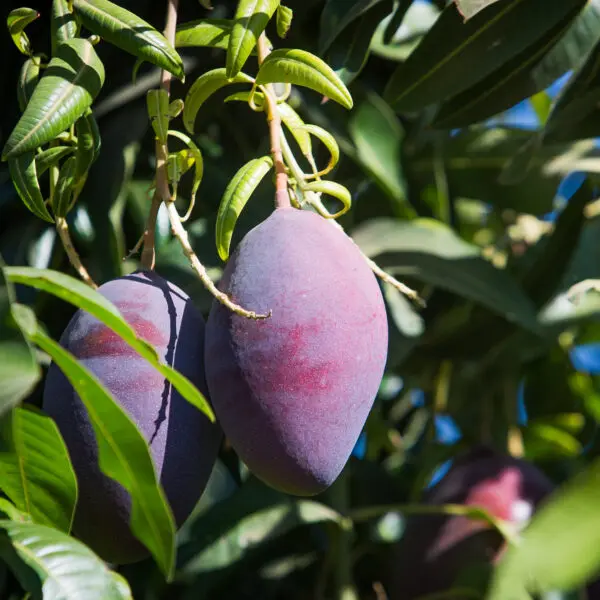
226 0 279 78
216 156 273 261
278 102 311 156
454 0 502 21
7 7 39 56
0 405 77 533
2 38 105 160
51 0 78 55
52 155 77 217
256 49 353 109
276 5 293 38
304 180 351 218
176 18 232 50
8 151 54 223
73 109 101 197
147 89 170 144
183 68 253 133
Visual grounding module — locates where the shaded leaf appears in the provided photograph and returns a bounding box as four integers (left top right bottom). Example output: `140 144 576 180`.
304 180 351 218
4 267 215 421
384 0 585 111
226 0 279 78
51 0 78 55
34 146 74 177
72 0 184 79
183 68 254 133
17 55 41 112
73 109 101 196
8 151 54 223
27 323 176 579
299 124 339 175
2 38 105 160
216 156 273 261
352 218 540 331
52 155 77 217
0 405 77 533
0 520 131 599
256 48 353 109
0 262 39 418
383 0 412 44
7 7 39 56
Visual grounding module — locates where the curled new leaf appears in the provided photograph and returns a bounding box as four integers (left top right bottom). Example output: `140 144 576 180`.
2 38 105 160
8 151 54 223
35 146 74 177
227 0 280 78
72 0 184 80
256 49 353 109
276 5 293 38
304 180 351 218
147 89 170 144
73 109 101 197
51 0 78 55
7 8 39 56
300 124 340 176
216 156 273 261
52 155 77 217
183 68 254 133
279 103 312 156
16 55 41 112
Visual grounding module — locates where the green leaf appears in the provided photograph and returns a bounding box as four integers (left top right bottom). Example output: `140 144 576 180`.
28 325 176 579
183 68 254 134
73 109 101 197
348 92 408 214
0 405 78 533
226 0 279 78
352 218 540 331
51 0 78 56
2 38 105 160
216 156 273 261
4 267 215 422
454 0 502 21
147 89 170 144
300 124 340 174
256 49 353 109
326 1 393 85
34 146 74 177
17 55 41 112
319 0 388 53
52 155 77 217
0 520 131 599
72 0 184 80
304 180 351 218
0 262 40 418
175 19 232 50
383 0 586 111
8 151 55 223
278 102 311 156
432 7 582 129
489 458 600 598
276 5 293 38
7 8 40 56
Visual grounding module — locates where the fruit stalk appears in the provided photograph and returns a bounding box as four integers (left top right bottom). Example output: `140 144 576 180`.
55 216 97 288
256 33 290 209
141 0 179 270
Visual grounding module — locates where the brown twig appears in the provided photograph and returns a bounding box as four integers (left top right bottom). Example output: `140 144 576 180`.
55 217 97 288
140 0 179 270
256 33 290 209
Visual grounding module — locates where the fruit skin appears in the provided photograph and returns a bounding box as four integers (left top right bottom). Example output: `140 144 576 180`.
386 447 554 599
43 271 221 564
205 207 388 496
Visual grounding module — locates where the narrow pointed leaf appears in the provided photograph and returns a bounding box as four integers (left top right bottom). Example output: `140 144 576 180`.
0 405 78 533
73 109 100 196
52 155 77 217
51 0 78 55
0 262 40 418
0 520 131 599
2 38 105 160
216 156 273 261
276 5 293 38
28 324 176 579
278 102 311 156
304 180 351 218
35 146 74 177
17 56 41 112
168 99 184 118
301 124 340 175
226 0 279 78
147 89 170 144
72 0 184 79
7 8 39 56
8 151 54 223
183 68 254 133
256 49 353 109
3 267 214 421
383 0 585 111
175 19 232 50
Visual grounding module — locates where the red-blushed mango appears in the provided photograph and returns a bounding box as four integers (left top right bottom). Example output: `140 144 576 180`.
43 271 221 564
386 447 554 599
204 208 388 496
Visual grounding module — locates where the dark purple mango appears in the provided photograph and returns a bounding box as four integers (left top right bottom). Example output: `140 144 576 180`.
205 207 388 496
43 271 221 564
386 447 554 599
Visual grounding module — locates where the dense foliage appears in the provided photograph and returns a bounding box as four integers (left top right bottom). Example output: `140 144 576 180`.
2 0 600 599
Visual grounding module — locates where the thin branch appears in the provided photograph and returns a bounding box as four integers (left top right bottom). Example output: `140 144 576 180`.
140 0 179 270
257 33 290 209
55 217 97 289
